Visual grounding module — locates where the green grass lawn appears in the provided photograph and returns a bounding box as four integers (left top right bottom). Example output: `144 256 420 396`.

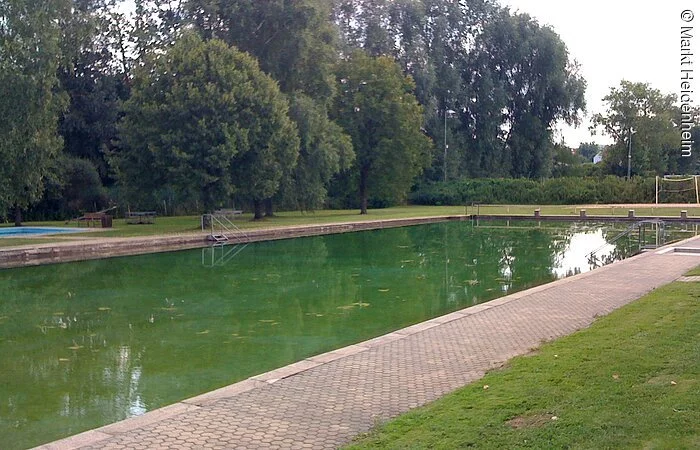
2 204 700 249
347 280 700 449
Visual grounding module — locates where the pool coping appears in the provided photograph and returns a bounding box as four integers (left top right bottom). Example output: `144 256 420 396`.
3 214 683 269
36 232 700 449
0 215 466 269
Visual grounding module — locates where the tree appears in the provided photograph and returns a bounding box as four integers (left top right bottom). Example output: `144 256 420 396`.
591 81 680 176
464 11 586 178
116 33 299 217
57 0 131 185
30 155 108 220
130 0 187 64
187 0 351 214
577 142 602 162
281 94 354 211
333 0 499 181
186 0 338 103
551 143 585 178
332 51 432 214
333 2 586 181
0 0 68 225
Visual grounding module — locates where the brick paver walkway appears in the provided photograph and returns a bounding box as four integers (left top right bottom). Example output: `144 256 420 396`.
40 237 700 449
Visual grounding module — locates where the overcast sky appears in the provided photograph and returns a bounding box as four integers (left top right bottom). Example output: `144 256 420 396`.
500 0 698 147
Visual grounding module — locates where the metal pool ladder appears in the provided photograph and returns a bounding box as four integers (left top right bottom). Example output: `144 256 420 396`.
200 213 250 267
201 213 250 245
587 219 667 267
201 242 248 267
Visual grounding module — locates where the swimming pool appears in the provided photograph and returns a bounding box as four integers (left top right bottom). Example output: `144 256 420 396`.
0 221 695 448
0 227 83 237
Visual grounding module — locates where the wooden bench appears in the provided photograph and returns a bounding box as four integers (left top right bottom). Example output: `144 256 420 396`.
76 213 109 228
126 211 157 224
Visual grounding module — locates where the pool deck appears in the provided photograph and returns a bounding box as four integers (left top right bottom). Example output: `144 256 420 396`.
36 234 700 449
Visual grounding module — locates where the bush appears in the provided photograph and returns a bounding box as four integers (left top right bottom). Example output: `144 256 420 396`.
23 156 109 220
409 176 663 205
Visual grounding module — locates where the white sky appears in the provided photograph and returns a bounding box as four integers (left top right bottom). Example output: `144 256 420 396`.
500 0 698 147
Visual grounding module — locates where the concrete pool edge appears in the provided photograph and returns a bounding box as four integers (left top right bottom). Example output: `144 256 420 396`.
0 215 465 269
35 233 700 449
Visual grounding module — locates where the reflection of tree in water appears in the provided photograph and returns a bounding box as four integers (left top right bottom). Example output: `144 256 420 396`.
404 223 574 305
589 223 661 269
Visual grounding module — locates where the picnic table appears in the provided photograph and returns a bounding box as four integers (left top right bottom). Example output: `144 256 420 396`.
125 211 157 224
75 212 112 228
68 207 116 228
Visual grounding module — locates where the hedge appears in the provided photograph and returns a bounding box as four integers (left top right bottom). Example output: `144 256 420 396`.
408 177 686 205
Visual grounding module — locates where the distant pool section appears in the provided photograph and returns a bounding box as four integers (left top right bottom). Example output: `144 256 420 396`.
0 227 84 237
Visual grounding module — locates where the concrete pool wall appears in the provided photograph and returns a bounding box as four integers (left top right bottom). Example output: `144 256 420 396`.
0 216 465 269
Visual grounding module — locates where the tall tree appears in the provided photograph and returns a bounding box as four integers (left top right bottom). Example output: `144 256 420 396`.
0 0 68 225
187 0 338 100
464 11 586 178
332 51 432 214
333 0 499 178
131 0 187 64
282 93 354 211
187 0 352 213
58 0 130 184
116 33 299 217
592 81 680 176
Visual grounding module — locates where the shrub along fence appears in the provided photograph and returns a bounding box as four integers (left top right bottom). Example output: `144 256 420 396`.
408 176 696 206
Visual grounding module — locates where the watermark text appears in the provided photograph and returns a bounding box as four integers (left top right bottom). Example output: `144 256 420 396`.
681 10 695 157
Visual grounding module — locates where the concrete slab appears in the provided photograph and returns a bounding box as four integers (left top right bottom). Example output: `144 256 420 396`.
36 431 112 450
249 360 323 384
677 275 700 282
306 344 369 364
182 380 267 406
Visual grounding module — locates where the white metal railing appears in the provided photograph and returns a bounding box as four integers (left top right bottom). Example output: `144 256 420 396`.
201 213 250 244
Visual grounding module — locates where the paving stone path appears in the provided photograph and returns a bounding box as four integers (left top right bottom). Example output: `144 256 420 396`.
41 238 700 450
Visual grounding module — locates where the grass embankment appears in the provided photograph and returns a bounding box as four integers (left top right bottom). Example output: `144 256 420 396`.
684 266 700 277
348 280 700 449
1 204 699 249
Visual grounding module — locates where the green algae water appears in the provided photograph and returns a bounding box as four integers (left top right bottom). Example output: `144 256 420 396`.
0 221 690 448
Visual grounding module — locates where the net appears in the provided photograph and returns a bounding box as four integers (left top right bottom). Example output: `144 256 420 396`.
656 175 699 203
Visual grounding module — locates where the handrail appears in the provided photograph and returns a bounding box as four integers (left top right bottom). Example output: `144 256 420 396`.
586 219 666 261
202 243 249 267
202 213 250 244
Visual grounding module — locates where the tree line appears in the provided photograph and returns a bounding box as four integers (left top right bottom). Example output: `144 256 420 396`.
1 0 696 225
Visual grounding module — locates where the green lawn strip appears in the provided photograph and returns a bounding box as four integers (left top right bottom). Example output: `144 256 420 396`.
684 265 700 276
348 282 700 449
